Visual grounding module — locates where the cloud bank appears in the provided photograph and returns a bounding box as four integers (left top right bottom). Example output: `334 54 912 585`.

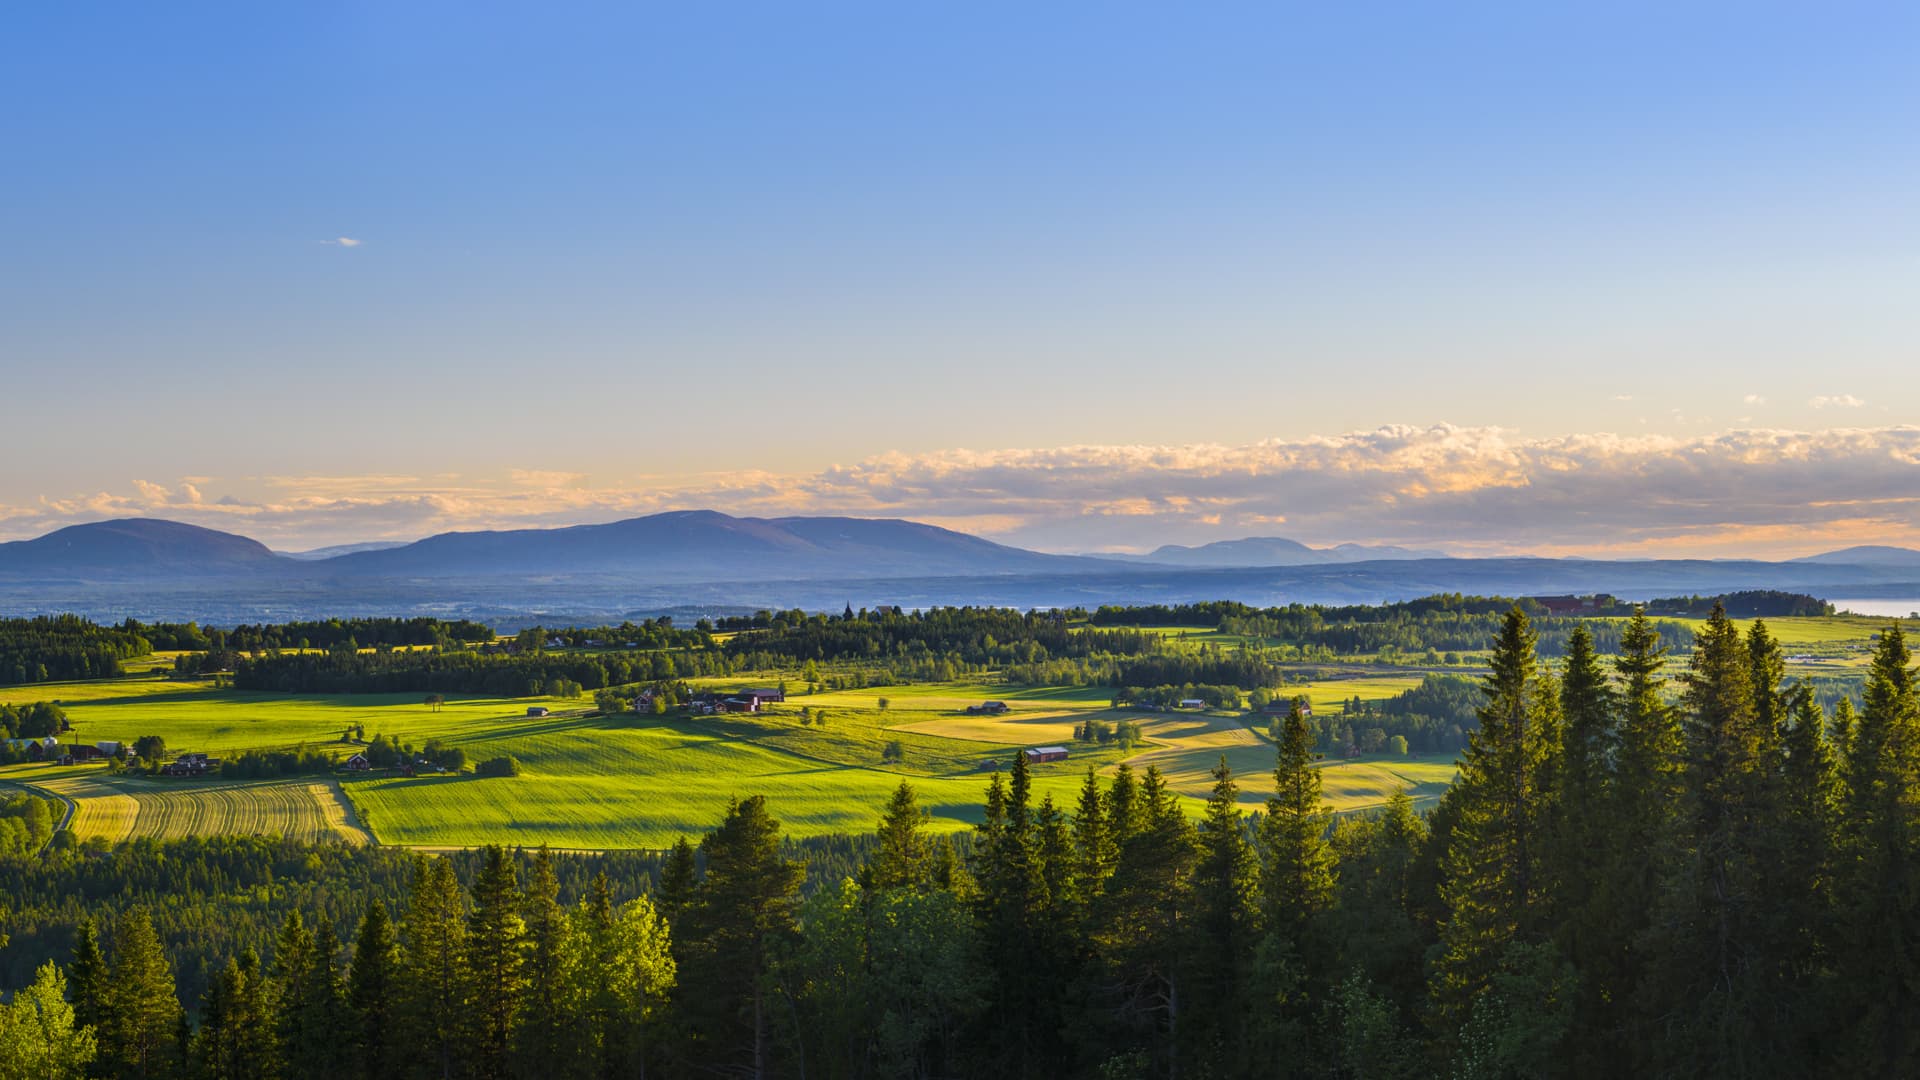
6 425 1920 559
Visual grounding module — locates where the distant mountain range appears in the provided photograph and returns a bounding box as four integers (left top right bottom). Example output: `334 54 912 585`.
1 515 1917 625
1102 536 1448 567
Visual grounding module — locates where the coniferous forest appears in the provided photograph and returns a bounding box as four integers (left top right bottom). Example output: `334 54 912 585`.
0 605 1914 1078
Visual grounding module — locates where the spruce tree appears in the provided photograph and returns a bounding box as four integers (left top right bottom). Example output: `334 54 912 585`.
1430 606 1560 1034
66 917 108 1039
1260 701 1335 953
1191 756 1258 1062
1834 622 1920 1072
865 781 931 892
347 900 398 1079
1106 762 1142 847
676 796 803 1077
196 949 276 1080
1645 603 1783 1074
105 906 181 1080
1088 764 1198 1074
515 846 571 1079
1070 766 1116 907
463 845 526 1079
398 856 467 1080
657 837 698 927
1546 623 1618 1070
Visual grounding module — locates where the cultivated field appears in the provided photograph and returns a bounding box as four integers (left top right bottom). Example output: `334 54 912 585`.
0 766 370 845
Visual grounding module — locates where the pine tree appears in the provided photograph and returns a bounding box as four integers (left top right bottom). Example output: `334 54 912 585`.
1106 762 1142 847
463 845 526 1079
195 949 276 1080
1088 764 1198 1074
66 918 108 1039
676 796 803 1078
1070 766 1116 907
657 837 698 927
1775 686 1837 1010
273 910 343 1079
865 781 932 892
398 856 467 1080
1834 622 1920 1072
515 846 571 1079
347 900 398 1079
1191 755 1258 1064
1546 624 1618 1070
1261 701 1335 953
1644 603 1783 1074
1430 606 1560 1034
105 906 181 1080
971 751 1062 1077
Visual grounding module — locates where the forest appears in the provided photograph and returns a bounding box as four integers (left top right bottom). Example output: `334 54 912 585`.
0 604 1913 1078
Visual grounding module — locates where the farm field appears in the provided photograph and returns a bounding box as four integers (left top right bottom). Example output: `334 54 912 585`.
0 765 369 845
0 669 1457 848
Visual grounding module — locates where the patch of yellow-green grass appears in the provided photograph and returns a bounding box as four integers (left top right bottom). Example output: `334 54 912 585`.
41 689 586 758
344 713 1101 849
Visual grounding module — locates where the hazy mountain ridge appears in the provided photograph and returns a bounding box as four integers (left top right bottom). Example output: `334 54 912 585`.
1105 535 1449 567
1 518 1916 622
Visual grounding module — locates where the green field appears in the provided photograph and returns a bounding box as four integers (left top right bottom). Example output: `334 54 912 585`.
0 670 1454 849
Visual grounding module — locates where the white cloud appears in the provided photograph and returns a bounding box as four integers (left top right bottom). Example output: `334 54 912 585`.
320 237 363 248
7 425 1920 558
1743 394 1766 405
1611 394 1633 401
1809 394 1864 409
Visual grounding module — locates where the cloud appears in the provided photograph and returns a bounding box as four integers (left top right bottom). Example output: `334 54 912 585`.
6 425 1920 558
1809 394 1864 409
320 237 363 248
1611 394 1633 401
1743 394 1766 405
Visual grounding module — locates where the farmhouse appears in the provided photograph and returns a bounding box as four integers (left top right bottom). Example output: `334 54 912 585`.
345 753 370 772
4 736 58 760
64 743 105 762
96 740 123 756
526 706 550 718
1021 746 1069 764
1179 698 1206 710
162 752 215 777
740 687 784 706
1261 699 1312 716
719 697 758 713
965 701 1010 715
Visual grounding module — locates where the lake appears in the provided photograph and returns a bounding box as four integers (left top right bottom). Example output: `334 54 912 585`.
1833 599 1920 619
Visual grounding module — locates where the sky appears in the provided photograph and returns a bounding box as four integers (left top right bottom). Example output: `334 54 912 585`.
3 2 1917 557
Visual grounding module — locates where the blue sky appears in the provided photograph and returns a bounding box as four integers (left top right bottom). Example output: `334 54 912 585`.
4 2 1917 554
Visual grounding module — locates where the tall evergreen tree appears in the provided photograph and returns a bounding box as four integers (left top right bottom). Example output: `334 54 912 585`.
194 949 275 1080
347 900 398 1079
105 906 180 1080
657 837 698 927
1645 604 1785 1075
66 918 108 1040
398 856 467 1080
1191 756 1258 1068
971 752 1066 1077
515 846 571 1079
1087 765 1199 1076
865 781 932 892
1834 622 1920 1072
1071 766 1116 907
463 845 526 1079
1261 701 1335 957
1430 606 1561 1035
1546 624 1619 1072
676 796 804 1079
